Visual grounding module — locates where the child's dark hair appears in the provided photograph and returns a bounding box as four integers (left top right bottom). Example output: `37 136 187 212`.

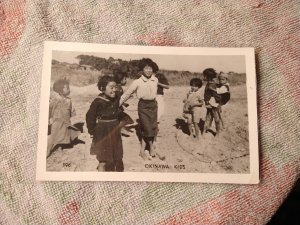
53 78 69 94
138 58 159 73
113 69 127 84
97 75 115 91
190 78 202 88
203 68 217 80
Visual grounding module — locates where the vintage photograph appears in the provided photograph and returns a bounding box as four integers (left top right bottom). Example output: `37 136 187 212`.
36 41 259 183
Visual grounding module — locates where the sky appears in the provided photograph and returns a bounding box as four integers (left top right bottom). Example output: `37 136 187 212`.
52 50 246 73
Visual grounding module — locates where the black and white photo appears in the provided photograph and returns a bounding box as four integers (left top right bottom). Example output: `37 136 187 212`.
36 41 259 183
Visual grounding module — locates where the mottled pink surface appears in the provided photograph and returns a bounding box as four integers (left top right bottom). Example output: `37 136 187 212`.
1 1 299 224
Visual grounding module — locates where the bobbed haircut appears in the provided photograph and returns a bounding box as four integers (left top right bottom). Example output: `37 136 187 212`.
203 68 217 80
190 78 203 88
138 58 159 73
113 69 127 84
53 78 69 94
97 75 115 91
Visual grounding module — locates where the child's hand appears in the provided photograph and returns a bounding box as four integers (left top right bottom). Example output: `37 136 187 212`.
71 108 76 117
206 104 212 109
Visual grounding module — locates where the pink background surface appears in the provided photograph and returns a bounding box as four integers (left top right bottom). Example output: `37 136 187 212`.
1 1 299 224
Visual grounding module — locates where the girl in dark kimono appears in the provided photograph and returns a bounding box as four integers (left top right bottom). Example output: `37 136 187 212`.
86 75 124 172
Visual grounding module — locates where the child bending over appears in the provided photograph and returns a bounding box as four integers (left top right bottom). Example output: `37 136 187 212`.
86 75 124 172
47 78 81 157
183 78 203 139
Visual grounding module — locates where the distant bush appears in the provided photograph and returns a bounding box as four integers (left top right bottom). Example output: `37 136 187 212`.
51 63 246 87
51 65 103 86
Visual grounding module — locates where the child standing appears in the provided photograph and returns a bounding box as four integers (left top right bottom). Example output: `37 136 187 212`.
47 79 81 157
155 73 169 123
207 72 231 129
86 75 124 172
203 68 222 136
182 78 203 139
119 58 159 160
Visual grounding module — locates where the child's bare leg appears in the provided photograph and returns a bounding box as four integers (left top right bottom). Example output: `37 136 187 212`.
213 108 221 136
187 115 193 136
217 108 224 129
149 137 156 157
47 135 54 157
114 160 124 172
204 109 212 132
96 162 106 171
139 138 147 160
47 144 53 158
194 122 200 139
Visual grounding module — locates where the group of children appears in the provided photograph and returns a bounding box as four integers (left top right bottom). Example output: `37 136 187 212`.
47 58 169 172
47 59 229 172
183 68 230 139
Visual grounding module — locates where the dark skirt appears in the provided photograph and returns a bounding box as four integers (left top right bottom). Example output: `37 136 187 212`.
90 119 123 162
138 99 158 138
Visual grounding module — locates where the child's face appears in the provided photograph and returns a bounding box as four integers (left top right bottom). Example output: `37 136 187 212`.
219 76 227 85
62 85 70 96
103 81 117 99
191 85 200 92
120 77 127 85
143 65 153 78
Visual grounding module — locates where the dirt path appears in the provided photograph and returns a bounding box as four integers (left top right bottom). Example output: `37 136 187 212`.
46 85 250 174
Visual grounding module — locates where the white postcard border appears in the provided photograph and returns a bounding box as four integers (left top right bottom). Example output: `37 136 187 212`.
36 41 259 184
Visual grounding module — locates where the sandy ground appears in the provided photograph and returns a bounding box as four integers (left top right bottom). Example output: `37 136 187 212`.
46 84 250 174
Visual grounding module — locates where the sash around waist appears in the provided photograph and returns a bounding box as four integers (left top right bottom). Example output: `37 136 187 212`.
139 99 156 102
96 118 118 123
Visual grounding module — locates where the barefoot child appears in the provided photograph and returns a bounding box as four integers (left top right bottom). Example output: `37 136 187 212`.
208 72 231 129
203 68 222 136
86 75 124 172
47 79 81 157
182 78 203 139
119 58 159 160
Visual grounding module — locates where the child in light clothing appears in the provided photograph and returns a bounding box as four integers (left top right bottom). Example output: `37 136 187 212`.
120 58 159 160
183 78 203 139
155 73 169 123
47 79 81 157
86 75 124 172
113 70 134 136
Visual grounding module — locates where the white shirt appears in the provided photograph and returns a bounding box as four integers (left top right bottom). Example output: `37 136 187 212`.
216 83 230 94
120 75 158 105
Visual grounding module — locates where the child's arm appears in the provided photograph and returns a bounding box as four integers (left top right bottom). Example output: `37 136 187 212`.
216 85 229 94
157 74 169 89
119 80 138 106
158 82 169 89
70 100 76 117
86 100 98 135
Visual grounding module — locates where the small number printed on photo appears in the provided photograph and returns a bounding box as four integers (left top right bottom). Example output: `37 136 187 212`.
36 41 259 184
